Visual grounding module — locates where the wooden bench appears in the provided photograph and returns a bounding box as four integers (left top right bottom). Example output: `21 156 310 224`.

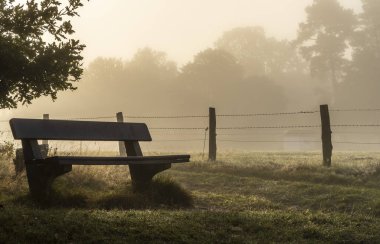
9 118 190 199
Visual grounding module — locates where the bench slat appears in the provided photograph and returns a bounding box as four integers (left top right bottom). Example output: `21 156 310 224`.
10 118 152 141
37 155 190 165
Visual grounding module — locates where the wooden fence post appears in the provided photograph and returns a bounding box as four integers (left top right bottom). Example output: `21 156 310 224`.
209 107 217 161
116 112 127 156
42 114 49 146
14 113 50 174
320 104 333 166
41 114 49 155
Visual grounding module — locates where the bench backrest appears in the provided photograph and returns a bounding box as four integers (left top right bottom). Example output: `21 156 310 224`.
10 118 152 141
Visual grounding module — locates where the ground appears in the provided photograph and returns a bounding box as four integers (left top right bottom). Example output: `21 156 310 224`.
0 151 380 243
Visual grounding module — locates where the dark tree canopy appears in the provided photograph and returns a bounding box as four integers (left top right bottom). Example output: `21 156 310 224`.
126 47 178 85
336 0 380 107
296 0 356 94
215 26 305 78
181 48 242 86
0 0 86 109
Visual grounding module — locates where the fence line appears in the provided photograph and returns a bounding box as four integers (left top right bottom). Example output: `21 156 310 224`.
2 107 380 122
150 124 380 130
3 105 380 166
219 139 380 145
216 110 319 117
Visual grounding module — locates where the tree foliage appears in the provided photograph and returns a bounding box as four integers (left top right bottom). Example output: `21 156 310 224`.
181 48 242 87
337 0 380 107
126 47 178 85
0 0 86 108
350 0 380 72
179 48 286 111
296 0 356 92
216 27 304 77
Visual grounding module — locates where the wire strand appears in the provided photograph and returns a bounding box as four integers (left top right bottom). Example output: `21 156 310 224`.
150 127 207 130
330 108 380 112
217 125 321 130
332 124 380 127
216 110 319 117
126 115 208 119
219 139 320 143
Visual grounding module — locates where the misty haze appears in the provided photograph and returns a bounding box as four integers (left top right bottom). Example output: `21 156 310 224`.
0 0 380 243
1 0 377 152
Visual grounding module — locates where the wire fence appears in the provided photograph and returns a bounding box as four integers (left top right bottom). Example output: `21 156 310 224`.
2 106 380 152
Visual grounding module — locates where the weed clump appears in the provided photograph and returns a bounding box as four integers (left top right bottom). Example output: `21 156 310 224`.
0 141 14 160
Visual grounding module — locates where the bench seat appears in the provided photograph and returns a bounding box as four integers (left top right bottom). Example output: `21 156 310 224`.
10 118 191 199
37 155 190 165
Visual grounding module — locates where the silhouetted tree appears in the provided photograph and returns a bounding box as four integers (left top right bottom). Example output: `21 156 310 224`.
180 48 243 106
179 48 287 112
0 0 86 108
80 57 125 101
85 57 124 83
126 47 178 85
296 0 356 95
337 0 380 108
216 26 304 77
63 48 179 114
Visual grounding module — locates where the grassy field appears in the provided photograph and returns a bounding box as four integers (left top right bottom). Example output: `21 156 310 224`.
0 151 380 243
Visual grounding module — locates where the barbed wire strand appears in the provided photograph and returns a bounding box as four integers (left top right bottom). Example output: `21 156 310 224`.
334 141 380 145
217 125 321 130
66 116 115 120
219 139 380 145
219 139 320 143
332 124 380 127
150 127 206 130
153 139 205 142
126 115 208 119
216 110 319 117
138 124 380 131
2 107 380 122
330 108 380 112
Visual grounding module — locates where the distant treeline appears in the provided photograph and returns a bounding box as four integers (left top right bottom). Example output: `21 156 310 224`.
14 0 379 118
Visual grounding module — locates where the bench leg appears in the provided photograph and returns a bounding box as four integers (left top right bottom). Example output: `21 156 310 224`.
129 164 171 191
25 162 72 200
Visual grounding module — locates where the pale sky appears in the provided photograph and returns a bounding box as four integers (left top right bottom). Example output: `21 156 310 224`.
0 0 366 150
72 0 362 65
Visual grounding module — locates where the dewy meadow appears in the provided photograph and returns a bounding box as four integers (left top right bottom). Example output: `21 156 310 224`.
0 0 380 243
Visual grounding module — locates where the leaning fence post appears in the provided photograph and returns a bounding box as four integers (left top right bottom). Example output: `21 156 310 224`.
116 112 127 156
209 107 217 161
320 104 333 166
